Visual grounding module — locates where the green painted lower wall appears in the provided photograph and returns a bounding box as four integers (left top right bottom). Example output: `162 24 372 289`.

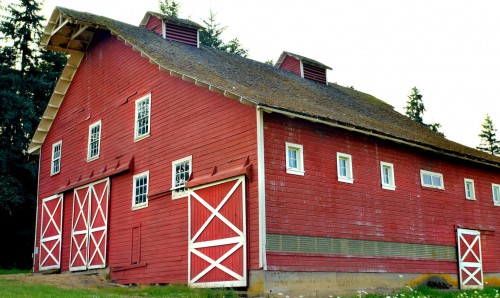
266 234 456 260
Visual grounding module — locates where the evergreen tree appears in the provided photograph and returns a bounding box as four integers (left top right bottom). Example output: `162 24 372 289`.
199 10 248 57
404 86 444 136
158 0 180 18
405 86 425 123
477 114 500 155
0 0 66 268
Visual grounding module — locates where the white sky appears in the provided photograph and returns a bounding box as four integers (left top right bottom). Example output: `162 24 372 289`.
36 0 500 148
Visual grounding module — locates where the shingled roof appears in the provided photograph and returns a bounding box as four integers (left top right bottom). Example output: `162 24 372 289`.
31 7 500 168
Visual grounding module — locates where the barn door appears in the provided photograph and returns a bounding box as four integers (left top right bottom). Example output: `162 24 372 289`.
457 228 483 289
39 194 64 270
188 176 247 287
70 178 110 271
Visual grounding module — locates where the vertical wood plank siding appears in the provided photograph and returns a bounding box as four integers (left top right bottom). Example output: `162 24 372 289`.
145 16 162 36
165 23 198 46
34 30 259 284
303 63 326 84
278 55 301 75
264 113 500 274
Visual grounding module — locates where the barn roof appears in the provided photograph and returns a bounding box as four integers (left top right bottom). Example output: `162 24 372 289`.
29 7 500 168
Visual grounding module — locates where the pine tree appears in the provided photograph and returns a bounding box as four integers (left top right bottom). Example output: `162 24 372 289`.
405 86 425 123
477 114 500 155
158 0 180 18
0 0 66 268
199 10 248 57
404 86 444 136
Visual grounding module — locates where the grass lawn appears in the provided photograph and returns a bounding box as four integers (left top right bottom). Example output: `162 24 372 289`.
0 268 31 275
0 277 239 298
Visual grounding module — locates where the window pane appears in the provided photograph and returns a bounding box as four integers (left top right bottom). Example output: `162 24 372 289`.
432 175 441 187
288 148 298 169
339 158 347 177
383 166 390 184
423 174 432 185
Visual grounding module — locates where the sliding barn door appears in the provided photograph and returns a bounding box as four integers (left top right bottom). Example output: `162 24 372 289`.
188 176 247 287
70 178 110 271
457 228 483 289
39 194 64 270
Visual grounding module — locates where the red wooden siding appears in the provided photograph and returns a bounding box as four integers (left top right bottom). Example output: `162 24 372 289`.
145 16 162 35
165 23 198 46
279 55 301 76
34 29 259 284
303 63 327 84
264 113 500 274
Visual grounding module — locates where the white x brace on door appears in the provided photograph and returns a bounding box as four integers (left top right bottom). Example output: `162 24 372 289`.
39 194 64 270
70 178 110 271
188 176 247 288
457 228 483 289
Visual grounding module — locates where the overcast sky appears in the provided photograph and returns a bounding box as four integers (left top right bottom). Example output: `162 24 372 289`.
37 0 500 148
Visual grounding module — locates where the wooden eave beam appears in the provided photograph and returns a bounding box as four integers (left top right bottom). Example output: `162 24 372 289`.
70 25 89 40
51 18 69 37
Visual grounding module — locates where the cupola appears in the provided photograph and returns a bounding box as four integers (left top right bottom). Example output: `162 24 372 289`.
275 51 332 85
140 12 204 47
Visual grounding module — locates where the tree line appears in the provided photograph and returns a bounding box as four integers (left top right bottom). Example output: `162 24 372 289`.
404 86 500 156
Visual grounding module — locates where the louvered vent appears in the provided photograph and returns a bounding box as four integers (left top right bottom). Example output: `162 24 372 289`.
276 51 332 85
165 23 198 47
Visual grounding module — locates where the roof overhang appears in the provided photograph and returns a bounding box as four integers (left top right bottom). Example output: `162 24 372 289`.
29 8 97 154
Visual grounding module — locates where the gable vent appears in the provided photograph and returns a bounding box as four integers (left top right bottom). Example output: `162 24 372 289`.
276 51 332 85
140 12 204 47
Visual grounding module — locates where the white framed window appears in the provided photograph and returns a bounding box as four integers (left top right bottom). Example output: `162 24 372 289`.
132 171 149 209
464 178 476 200
134 94 151 141
380 162 395 190
51 141 62 175
285 142 304 175
337 152 353 183
420 170 444 190
171 156 192 199
492 184 500 206
87 120 101 161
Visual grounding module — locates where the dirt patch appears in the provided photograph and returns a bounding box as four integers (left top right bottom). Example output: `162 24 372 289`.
0 272 116 289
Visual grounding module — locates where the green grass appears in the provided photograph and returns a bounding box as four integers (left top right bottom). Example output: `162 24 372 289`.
0 278 239 298
0 268 31 275
363 286 500 298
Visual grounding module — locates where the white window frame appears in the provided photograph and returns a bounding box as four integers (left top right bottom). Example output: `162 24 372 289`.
87 120 102 161
51 141 62 176
420 170 444 190
132 171 149 210
134 93 151 141
380 161 395 190
171 156 192 199
337 152 353 183
464 178 476 200
492 184 500 206
285 142 304 176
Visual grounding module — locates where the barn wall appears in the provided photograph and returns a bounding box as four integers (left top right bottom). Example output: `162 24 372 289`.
278 55 301 76
264 113 500 274
34 29 259 284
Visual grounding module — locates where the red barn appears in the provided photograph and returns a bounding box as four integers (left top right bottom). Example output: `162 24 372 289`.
29 7 500 295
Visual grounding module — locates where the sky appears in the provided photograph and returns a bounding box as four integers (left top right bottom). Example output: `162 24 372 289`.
34 0 500 148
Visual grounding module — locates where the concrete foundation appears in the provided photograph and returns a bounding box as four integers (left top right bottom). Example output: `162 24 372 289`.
248 270 461 297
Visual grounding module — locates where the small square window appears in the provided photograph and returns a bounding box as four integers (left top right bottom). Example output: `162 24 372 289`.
51 141 62 175
172 156 192 199
380 162 395 190
337 152 353 183
285 142 304 176
492 184 500 206
87 120 101 161
464 179 475 200
420 170 444 189
134 94 151 141
132 171 149 209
